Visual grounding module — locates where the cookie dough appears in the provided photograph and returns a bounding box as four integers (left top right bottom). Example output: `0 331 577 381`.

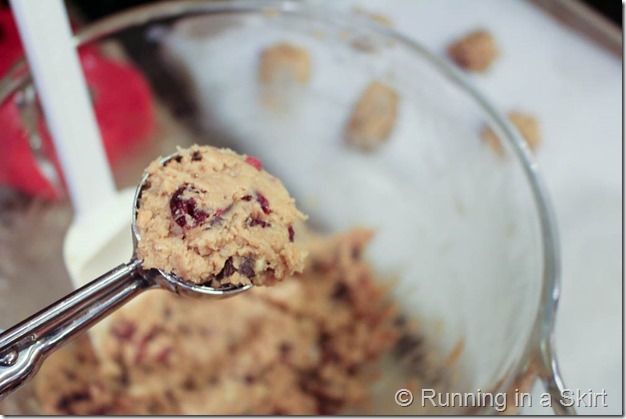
258 43 311 86
135 145 308 287
352 6 394 27
345 81 399 151
447 30 499 73
482 111 541 156
34 228 400 415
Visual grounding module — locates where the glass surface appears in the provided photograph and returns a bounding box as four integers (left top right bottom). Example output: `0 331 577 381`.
0 1 558 414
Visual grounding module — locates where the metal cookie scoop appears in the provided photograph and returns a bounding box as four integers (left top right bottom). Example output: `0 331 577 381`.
0 153 252 400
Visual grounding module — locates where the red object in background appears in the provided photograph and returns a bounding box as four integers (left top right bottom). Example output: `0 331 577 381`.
0 7 155 199
0 8 23 77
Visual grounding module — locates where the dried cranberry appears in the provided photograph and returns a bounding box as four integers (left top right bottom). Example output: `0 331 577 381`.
244 156 262 170
321 351 339 365
256 192 271 214
169 183 209 228
241 195 253 202
244 374 256 384
239 257 256 278
111 320 136 341
134 343 147 364
91 407 110 416
247 217 271 228
288 225 295 242
156 346 173 363
191 151 202 161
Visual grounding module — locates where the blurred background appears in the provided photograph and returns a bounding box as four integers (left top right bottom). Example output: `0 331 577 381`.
66 0 623 28
59 0 624 28
67 1 621 415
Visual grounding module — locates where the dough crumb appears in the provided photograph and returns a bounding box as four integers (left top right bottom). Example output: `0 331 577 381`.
482 112 541 155
447 30 499 73
136 144 308 287
258 42 312 86
345 81 399 151
352 6 394 27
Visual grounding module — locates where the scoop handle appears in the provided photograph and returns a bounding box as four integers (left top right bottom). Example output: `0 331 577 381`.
10 0 116 218
0 260 151 401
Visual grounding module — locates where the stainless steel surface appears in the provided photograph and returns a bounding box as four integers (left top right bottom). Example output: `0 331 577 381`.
0 259 148 399
0 151 252 401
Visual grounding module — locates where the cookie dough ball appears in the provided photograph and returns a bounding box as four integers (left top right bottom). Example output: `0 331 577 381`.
259 43 311 86
136 145 308 287
345 81 399 151
448 30 499 72
482 111 541 156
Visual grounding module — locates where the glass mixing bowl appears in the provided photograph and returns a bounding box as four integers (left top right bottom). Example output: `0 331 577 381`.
0 0 571 414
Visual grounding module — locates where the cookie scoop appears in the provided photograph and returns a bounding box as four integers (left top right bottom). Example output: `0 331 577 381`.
0 146 307 400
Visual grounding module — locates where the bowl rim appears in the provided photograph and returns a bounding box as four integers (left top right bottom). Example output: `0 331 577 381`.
0 0 569 413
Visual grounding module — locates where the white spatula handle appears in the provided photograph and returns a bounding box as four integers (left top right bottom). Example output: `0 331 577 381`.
11 0 116 219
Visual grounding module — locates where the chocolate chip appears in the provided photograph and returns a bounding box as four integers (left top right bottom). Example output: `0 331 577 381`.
119 367 130 386
351 246 361 260
56 391 91 413
331 283 349 301
247 217 271 228
162 306 172 320
319 332 332 346
393 315 407 327
217 258 237 279
239 257 256 278
191 151 202 161
394 333 424 358
164 155 183 166
279 342 292 354
183 378 196 390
